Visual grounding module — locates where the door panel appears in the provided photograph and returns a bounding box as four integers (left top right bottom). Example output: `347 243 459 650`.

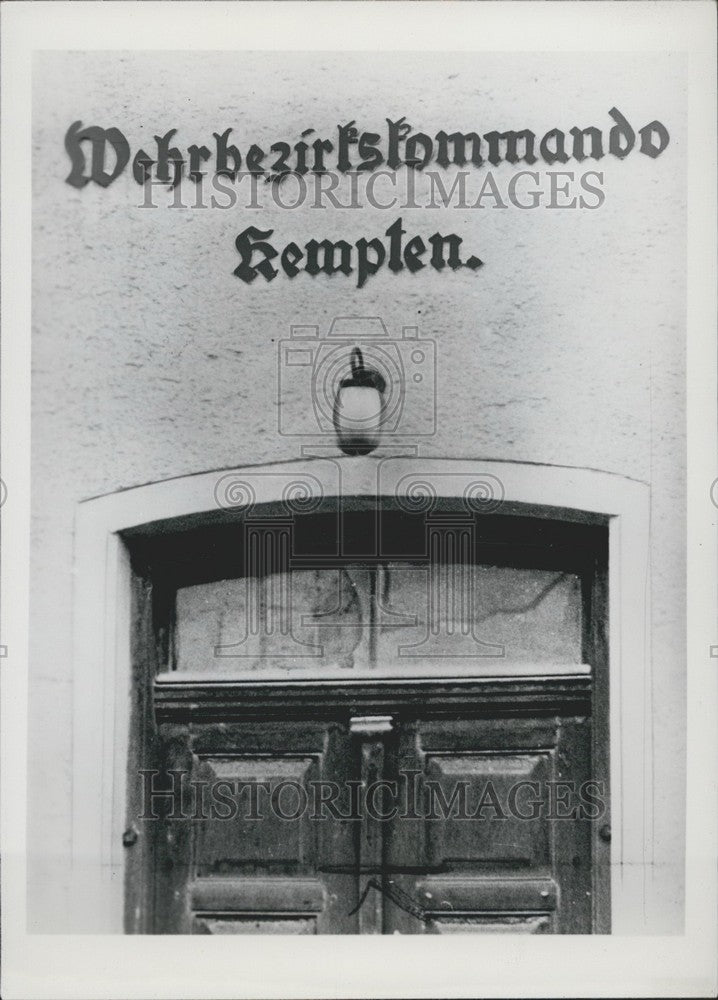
383 716 593 934
423 751 552 869
193 916 317 935
429 914 553 934
153 719 359 934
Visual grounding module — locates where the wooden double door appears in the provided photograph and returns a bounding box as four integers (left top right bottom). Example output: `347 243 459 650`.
137 673 603 935
124 508 609 933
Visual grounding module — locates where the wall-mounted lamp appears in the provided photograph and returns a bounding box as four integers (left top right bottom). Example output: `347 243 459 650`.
333 347 386 456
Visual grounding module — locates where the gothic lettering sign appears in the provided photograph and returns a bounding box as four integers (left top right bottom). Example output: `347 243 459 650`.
63 110 670 287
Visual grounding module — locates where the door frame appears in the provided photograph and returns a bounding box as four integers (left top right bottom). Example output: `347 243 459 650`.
69 456 651 932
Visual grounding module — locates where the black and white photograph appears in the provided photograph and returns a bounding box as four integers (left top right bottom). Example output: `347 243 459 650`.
1 2 716 997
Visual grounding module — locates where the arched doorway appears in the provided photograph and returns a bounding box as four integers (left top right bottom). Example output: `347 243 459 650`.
69 458 650 933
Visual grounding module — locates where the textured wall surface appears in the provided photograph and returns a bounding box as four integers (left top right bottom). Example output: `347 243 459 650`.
30 51 686 930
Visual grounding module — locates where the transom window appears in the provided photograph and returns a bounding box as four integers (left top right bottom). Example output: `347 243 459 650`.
126 501 604 676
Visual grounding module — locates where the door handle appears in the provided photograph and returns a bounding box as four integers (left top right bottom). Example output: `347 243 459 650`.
122 825 139 848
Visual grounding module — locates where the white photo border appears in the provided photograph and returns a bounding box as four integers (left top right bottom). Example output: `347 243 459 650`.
2 2 716 998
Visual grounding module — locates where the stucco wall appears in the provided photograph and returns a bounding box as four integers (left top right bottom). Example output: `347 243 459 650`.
30 51 686 930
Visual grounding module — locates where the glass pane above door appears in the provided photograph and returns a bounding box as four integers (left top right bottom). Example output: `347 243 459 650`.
174 562 582 672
